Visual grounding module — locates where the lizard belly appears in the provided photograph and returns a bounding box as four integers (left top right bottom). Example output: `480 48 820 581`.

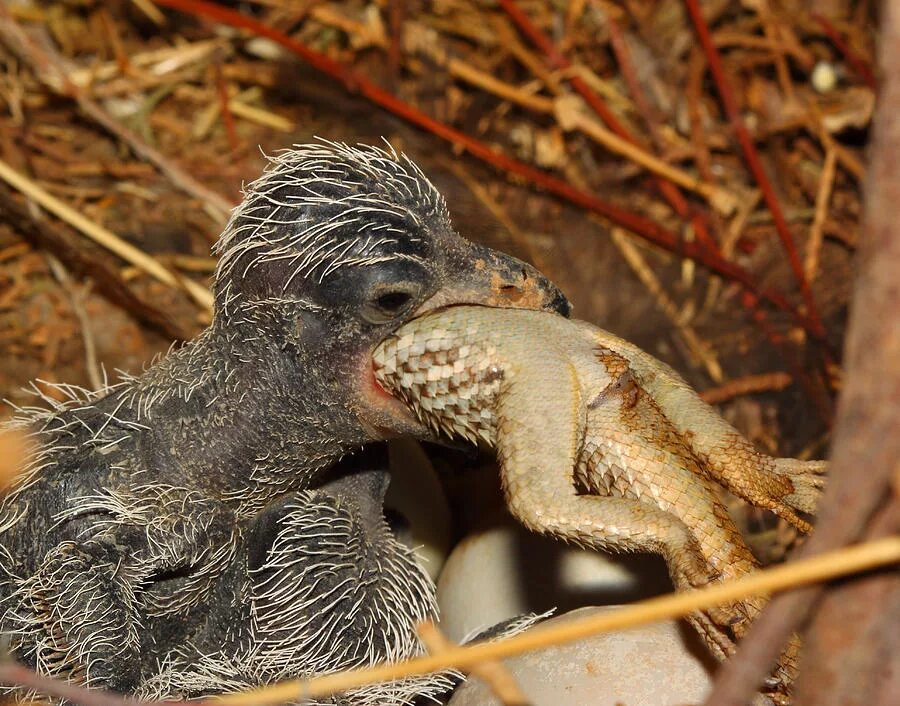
576 434 699 511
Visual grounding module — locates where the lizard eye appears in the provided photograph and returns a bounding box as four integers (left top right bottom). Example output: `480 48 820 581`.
362 286 418 324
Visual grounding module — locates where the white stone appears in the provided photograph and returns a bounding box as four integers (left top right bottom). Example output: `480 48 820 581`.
447 606 715 706
812 61 838 94
437 519 671 643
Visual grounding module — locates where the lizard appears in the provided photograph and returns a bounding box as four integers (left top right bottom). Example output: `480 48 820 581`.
372 304 827 701
0 142 569 697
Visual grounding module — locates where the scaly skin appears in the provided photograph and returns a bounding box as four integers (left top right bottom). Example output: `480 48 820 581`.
373 306 827 701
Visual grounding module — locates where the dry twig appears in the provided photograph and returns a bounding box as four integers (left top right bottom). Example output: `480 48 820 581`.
0 158 213 312
699 372 793 405
0 6 233 222
705 6 900 702
153 0 824 344
683 0 826 340
418 622 531 706
804 149 837 284
0 537 896 706
611 228 723 382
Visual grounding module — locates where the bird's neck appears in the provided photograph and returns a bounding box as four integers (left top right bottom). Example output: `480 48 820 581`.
130 328 359 505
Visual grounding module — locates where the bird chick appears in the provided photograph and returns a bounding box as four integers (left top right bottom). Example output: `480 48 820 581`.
0 141 568 695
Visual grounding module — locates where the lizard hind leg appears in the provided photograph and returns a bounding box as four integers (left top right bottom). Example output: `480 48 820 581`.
492 363 750 666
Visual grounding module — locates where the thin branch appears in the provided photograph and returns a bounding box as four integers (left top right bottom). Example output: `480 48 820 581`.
0 662 145 706
0 6 233 222
705 5 900 699
804 149 837 284
418 622 531 706
555 98 738 215
0 158 213 312
208 538 900 706
496 0 629 135
699 372 793 405
1 538 896 706
0 183 191 341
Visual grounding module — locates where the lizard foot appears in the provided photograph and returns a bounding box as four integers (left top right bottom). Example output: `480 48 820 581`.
775 458 827 516
685 612 735 662
667 548 756 642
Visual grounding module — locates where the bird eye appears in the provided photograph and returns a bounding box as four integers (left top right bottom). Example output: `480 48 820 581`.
362 288 417 323
375 291 413 312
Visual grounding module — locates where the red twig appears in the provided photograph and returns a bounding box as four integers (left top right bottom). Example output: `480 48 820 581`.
812 13 877 90
499 1 767 292
496 0 636 139
499 1 833 391
603 13 833 392
603 14 719 253
387 0 404 78
742 292 833 426
683 0 827 340
152 0 822 341
213 59 239 153
0 662 142 706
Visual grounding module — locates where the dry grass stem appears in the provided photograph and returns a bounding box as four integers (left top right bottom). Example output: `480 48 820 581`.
228 100 294 132
556 98 739 215
210 537 900 706
611 229 723 382
805 149 837 284
699 372 794 405
0 158 214 312
45 254 103 390
417 622 531 706
0 7 233 221
130 0 166 26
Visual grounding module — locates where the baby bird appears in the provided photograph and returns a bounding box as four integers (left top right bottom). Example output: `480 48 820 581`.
0 142 568 695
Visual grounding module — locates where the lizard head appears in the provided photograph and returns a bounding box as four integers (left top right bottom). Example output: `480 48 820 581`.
209 141 568 443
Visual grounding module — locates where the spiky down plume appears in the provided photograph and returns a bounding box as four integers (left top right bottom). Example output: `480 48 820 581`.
214 141 449 318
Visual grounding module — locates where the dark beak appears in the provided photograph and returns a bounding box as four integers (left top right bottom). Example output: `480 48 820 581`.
416 242 571 318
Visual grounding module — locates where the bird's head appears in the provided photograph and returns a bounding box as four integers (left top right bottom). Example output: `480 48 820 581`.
211 141 568 442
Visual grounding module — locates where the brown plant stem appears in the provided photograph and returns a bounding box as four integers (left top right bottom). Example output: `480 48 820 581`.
0 5 233 222
0 183 191 341
704 4 900 702
501 1 833 405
